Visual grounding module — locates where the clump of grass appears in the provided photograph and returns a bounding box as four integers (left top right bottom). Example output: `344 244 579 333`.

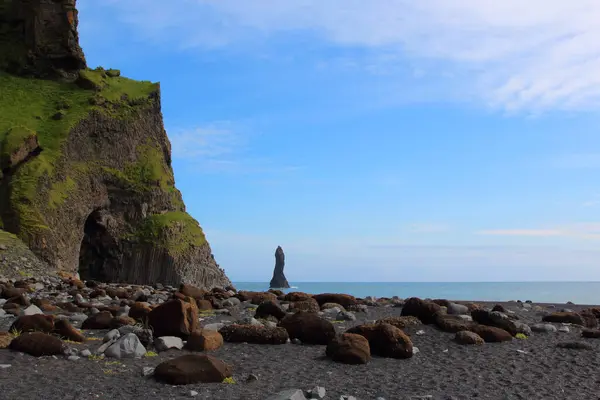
134 211 207 255
515 333 528 340
87 354 104 361
199 310 216 317
63 339 81 345
9 328 22 338
85 337 102 341
18 270 33 278
144 351 158 357
222 377 236 384
101 368 116 375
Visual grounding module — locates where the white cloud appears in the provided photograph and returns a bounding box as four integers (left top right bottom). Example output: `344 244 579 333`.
83 0 600 112
477 223 600 239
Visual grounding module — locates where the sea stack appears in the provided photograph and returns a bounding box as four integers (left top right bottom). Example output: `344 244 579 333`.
269 246 290 289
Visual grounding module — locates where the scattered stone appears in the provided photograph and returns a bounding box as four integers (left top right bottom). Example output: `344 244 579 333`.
558 326 570 333
347 323 413 358
326 333 371 364
582 329 600 338
9 332 65 357
148 298 199 339
531 323 558 333
265 389 307 400
337 311 356 321
22 304 43 316
154 336 184 352
80 349 91 357
142 367 155 377
306 386 326 399
279 311 336 345
185 329 223 352
104 333 146 359
219 324 289 345
154 354 233 385
455 331 484 345
401 297 442 324
246 373 259 383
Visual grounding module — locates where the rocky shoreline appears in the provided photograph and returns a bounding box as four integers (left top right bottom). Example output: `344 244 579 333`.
0 275 599 400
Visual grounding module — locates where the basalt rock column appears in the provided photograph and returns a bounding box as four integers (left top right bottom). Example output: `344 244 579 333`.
269 246 290 289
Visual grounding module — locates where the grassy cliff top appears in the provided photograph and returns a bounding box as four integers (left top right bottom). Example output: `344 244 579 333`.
137 211 207 256
0 68 159 237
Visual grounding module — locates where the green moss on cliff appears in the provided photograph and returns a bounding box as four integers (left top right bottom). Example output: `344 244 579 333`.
48 177 76 209
0 69 158 239
0 126 36 165
102 141 173 192
136 211 207 256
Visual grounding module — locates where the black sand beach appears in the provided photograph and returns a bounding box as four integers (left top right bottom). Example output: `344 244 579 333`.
0 285 598 400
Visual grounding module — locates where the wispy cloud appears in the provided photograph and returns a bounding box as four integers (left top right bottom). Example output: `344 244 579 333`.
169 123 303 175
477 223 600 239
84 0 600 112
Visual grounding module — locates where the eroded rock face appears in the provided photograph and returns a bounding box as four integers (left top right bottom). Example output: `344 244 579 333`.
0 0 87 79
269 246 290 289
0 0 231 289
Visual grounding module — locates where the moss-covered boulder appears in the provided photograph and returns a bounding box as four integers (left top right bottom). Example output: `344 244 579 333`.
0 0 231 289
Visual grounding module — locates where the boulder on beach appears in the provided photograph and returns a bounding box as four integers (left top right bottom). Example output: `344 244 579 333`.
455 330 484 345
254 300 287 321
279 311 336 345
53 319 86 342
290 299 321 313
471 309 518 336
542 312 596 328
401 297 442 324
581 329 600 339
9 314 54 334
326 333 371 364
434 313 474 333
9 332 65 357
346 323 413 359
154 354 233 385
82 311 113 330
219 324 289 345
148 297 199 338
377 316 422 329
312 293 358 308
269 246 290 289
284 292 313 302
185 329 224 351
470 324 513 342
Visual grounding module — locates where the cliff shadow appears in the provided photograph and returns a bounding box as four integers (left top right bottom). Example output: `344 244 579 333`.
78 209 119 282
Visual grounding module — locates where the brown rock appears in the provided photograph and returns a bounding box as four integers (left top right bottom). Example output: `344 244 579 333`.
53 319 86 342
471 309 517 336
377 316 422 329
89 289 106 299
185 329 224 351
106 288 129 299
321 303 346 311
129 302 152 321
432 299 452 307
312 293 357 308
470 324 513 342
455 330 484 345
9 332 65 357
219 324 289 345
148 298 199 338
254 301 286 321
284 292 312 302
492 304 506 313
542 312 586 327
154 354 233 385
291 299 320 313
32 298 58 312
401 297 442 324
279 311 336 345
0 332 13 349
250 292 277 305
346 323 413 359
1 287 26 299
434 314 474 333
81 311 113 329
581 329 600 339
180 283 206 299
110 315 136 329
9 314 55 334
196 299 213 311
6 295 30 307
326 333 371 364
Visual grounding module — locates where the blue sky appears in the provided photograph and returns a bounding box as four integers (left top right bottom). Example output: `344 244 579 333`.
77 1 600 282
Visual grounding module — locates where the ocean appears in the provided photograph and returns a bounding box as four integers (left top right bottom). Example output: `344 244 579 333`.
232 281 600 304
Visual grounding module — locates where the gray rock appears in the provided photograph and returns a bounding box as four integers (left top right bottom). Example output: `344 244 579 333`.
559 326 570 333
514 322 532 336
213 309 231 315
238 316 261 326
306 386 326 399
203 323 225 331
337 311 356 321
456 315 473 322
104 329 121 343
322 307 342 317
340 396 357 400
222 297 241 308
265 389 308 400
264 321 278 329
246 373 259 383
80 349 92 357
189 390 199 397
67 356 80 361
22 304 43 316
154 336 184 352
292 338 302 345
74 294 85 304
531 323 558 333
69 313 88 323
142 367 155 377
0 364 11 369
447 303 469 315
104 333 146 359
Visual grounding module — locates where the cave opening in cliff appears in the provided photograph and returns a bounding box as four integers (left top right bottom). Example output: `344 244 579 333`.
78 210 119 282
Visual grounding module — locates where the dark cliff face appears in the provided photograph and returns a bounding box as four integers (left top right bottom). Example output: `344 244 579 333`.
0 0 231 289
0 0 86 79
270 246 290 289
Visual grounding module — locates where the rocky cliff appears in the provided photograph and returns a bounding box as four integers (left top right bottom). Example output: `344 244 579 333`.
0 0 231 288
269 246 290 289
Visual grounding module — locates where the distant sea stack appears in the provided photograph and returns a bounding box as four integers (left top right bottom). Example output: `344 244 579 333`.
269 246 290 289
